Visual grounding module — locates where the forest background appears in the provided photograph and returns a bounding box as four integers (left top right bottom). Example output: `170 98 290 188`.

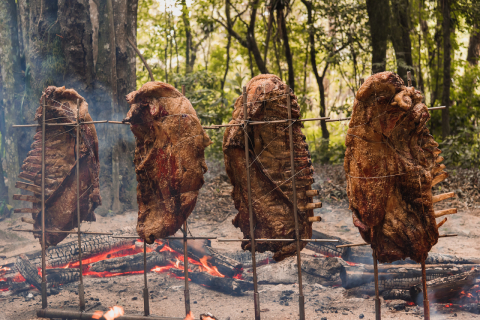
0 0 479 215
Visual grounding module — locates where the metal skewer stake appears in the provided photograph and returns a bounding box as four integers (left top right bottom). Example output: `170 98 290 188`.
243 86 261 320
182 85 191 315
143 240 150 316
422 259 430 320
373 251 381 320
76 99 86 311
286 86 305 320
41 96 47 309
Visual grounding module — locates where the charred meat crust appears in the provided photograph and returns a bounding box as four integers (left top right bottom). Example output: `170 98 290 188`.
345 72 443 263
124 81 212 244
20 86 101 247
223 74 315 262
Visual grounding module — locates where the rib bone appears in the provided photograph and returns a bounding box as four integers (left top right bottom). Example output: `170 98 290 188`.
432 172 448 186
432 164 446 175
298 202 322 211
432 192 455 203
306 190 319 197
436 217 447 228
435 156 444 163
308 216 322 222
434 208 457 218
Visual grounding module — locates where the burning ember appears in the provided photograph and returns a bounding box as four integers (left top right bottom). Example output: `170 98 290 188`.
0 239 228 293
92 306 124 320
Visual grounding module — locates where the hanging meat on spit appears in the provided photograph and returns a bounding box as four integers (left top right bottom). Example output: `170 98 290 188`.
15 86 101 247
124 82 212 243
344 71 456 263
223 74 321 262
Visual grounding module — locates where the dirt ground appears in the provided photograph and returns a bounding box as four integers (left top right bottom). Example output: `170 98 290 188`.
1 163 479 320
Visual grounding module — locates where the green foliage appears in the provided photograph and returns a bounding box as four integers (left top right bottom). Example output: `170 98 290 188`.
135 0 480 167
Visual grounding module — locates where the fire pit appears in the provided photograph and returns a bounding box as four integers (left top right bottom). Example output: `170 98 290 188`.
2 83 472 320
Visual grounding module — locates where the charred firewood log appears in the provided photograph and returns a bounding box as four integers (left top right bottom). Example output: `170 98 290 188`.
344 72 455 263
124 82 212 243
15 87 101 247
223 74 318 262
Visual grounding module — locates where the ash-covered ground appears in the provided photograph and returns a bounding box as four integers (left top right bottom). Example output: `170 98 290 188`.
1 161 480 320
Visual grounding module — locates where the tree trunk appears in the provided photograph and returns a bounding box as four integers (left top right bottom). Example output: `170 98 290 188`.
302 0 329 140
441 0 451 138
277 8 294 91
0 0 23 205
0 64 8 202
221 33 232 91
390 0 415 86
365 0 390 74
182 0 193 74
467 24 480 65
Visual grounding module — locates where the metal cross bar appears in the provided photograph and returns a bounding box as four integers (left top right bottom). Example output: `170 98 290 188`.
243 86 261 320
336 234 457 248
286 85 305 320
111 236 217 239
12 120 108 127
217 238 338 242
11 229 113 235
76 99 86 311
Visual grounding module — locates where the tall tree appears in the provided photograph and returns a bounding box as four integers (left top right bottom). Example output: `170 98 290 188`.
1 0 138 212
467 24 480 65
366 0 390 74
218 0 268 74
276 1 295 90
0 0 23 204
442 0 451 138
390 0 415 85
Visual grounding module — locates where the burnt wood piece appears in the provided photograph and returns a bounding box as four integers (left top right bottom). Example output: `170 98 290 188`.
382 289 413 301
27 233 136 267
206 247 243 274
341 264 475 289
13 255 81 291
306 230 347 258
89 251 175 273
168 239 236 278
345 265 479 298
410 267 480 305
171 269 253 296
14 254 42 290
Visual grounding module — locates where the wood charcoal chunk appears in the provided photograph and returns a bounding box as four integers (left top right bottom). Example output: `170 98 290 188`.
223 74 315 262
124 82 212 243
16 86 101 247
344 72 443 263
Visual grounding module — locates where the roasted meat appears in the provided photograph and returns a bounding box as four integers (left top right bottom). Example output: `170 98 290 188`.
16 86 101 247
223 74 318 262
344 71 451 263
124 82 212 244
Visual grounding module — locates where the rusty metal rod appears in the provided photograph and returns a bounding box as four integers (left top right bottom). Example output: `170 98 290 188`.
143 241 150 316
76 99 85 311
36 309 189 320
336 234 457 248
181 85 191 316
287 85 305 320
422 259 430 320
111 236 216 239
373 251 381 320
243 86 261 320
11 229 113 235
41 96 47 309
217 238 339 242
